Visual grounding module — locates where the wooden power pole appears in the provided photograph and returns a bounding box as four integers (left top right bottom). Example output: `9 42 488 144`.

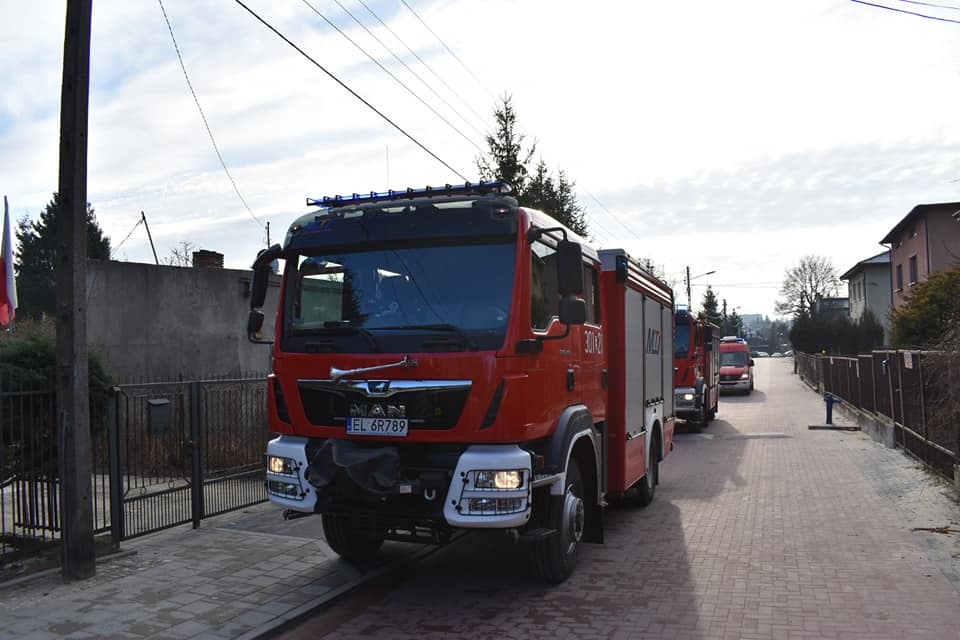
57 0 96 580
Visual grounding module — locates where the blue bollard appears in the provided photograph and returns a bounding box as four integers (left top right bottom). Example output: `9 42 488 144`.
825 394 842 425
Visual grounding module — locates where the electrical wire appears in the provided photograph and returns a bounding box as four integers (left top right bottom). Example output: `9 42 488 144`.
892 0 960 11
299 0 484 154
848 0 960 23
157 0 264 228
110 217 144 258
400 0 498 101
579 187 641 239
355 0 492 130
329 0 489 141
231 0 467 180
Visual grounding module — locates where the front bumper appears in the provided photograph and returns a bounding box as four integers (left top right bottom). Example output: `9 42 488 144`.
674 387 699 418
719 378 750 391
264 436 533 529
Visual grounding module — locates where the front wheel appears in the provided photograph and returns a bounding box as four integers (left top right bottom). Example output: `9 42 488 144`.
534 459 586 583
321 514 385 563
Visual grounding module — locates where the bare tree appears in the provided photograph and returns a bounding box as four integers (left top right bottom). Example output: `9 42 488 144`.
163 240 196 267
775 255 840 317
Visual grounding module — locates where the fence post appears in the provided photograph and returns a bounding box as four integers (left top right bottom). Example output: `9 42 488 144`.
190 381 204 529
108 386 123 544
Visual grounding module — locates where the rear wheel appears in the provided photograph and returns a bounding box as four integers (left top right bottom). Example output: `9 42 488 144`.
634 434 659 507
321 514 385 563
534 459 586 583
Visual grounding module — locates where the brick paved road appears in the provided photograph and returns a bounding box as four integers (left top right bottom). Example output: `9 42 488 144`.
276 359 960 640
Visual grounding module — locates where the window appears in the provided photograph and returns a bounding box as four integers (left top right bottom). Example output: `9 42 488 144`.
531 240 559 331
582 264 601 324
908 255 918 285
895 264 903 291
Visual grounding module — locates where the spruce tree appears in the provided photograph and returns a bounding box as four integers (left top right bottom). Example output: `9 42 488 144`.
15 193 111 319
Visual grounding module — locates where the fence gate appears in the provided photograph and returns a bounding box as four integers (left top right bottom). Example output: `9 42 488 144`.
109 377 268 541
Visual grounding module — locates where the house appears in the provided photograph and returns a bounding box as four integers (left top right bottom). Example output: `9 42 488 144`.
880 202 960 310
840 251 892 343
811 295 850 322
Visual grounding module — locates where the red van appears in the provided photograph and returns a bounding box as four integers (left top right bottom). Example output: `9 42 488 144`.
719 337 754 393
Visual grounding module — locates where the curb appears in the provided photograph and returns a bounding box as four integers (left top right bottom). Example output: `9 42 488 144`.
238 537 459 640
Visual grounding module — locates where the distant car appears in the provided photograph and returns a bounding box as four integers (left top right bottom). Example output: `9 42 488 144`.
756 351 770 357
771 352 782 357
782 350 793 357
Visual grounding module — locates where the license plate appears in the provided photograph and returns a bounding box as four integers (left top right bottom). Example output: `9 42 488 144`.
346 417 409 437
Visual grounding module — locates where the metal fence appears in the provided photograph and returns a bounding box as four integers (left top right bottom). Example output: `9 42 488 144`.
797 350 960 481
1 372 270 566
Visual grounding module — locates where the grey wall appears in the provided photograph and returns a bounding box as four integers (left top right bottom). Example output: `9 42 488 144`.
86 259 281 381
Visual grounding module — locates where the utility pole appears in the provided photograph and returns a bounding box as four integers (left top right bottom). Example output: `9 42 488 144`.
141 211 159 265
685 266 691 310
57 0 96 580
722 298 728 336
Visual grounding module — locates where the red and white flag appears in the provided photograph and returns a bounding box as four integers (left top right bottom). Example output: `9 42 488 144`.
0 196 18 328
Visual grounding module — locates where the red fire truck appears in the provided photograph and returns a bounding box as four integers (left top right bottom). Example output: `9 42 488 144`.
247 182 675 582
673 309 719 428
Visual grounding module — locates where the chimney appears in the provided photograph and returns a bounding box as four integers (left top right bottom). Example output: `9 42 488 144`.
192 250 224 268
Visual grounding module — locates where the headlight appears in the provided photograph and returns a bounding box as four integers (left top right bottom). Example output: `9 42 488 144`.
740 372 750 380
682 393 695 401
267 455 297 475
474 469 524 490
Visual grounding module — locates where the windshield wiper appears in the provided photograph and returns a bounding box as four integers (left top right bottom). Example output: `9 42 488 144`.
295 322 380 351
377 324 479 351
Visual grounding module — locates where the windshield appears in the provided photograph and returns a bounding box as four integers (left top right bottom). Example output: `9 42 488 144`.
720 351 748 367
675 324 691 358
284 241 516 352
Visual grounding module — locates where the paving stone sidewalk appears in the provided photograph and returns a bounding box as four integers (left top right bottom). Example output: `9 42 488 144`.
0 505 423 640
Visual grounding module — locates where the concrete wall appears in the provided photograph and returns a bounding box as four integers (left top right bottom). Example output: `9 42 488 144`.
86 259 281 381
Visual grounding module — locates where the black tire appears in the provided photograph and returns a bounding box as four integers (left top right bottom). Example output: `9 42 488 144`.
534 459 586 583
634 434 659 508
321 514 385 563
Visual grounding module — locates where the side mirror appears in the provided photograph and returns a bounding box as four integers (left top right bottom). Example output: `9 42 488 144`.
559 297 586 326
250 244 283 310
247 310 265 340
557 240 584 296
749 359 755 367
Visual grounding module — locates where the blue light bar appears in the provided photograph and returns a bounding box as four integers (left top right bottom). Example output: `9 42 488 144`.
306 181 512 208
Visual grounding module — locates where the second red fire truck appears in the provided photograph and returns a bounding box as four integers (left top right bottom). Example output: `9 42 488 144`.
248 182 675 582
673 309 720 428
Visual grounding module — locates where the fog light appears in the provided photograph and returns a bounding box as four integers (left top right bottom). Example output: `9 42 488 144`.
475 470 523 490
267 455 297 476
467 497 525 515
267 479 303 499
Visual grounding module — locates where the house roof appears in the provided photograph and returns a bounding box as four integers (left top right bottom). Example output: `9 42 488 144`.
880 202 960 245
839 250 890 281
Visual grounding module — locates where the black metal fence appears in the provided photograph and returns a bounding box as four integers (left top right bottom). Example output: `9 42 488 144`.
797 350 960 481
1 372 270 565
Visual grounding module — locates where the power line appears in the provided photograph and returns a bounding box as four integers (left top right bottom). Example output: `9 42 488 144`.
848 0 960 23
231 0 467 180
110 217 144 258
578 187 641 239
329 0 489 141
156 0 264 229
300 0 484 154
400 0 498 101
355 0 492 130
893 0 960 11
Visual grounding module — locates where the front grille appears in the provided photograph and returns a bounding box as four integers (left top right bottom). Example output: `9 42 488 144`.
720 375 741 382
298 380 471 429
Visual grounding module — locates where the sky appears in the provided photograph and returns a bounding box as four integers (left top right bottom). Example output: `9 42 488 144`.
3 0 960 318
